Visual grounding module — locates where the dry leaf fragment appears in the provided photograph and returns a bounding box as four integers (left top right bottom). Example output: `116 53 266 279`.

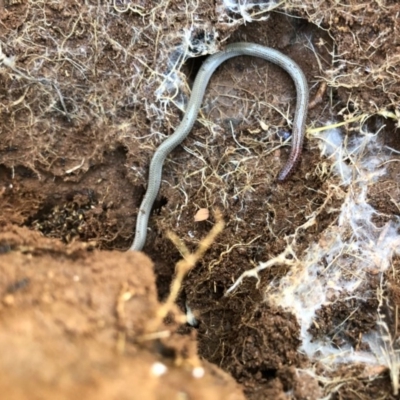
194 208 209 222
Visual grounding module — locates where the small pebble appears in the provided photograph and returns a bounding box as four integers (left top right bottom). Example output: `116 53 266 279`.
2 294 14 306
151 362 167 377
192 367 205 379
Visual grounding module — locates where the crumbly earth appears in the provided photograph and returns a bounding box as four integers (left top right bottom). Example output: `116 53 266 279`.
1 1 400 399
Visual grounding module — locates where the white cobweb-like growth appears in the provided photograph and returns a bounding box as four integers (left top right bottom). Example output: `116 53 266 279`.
155 26 220 114
227 124 400 392
217 0 279 23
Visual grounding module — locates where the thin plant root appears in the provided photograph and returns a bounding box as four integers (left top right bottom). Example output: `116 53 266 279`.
146 209 224 333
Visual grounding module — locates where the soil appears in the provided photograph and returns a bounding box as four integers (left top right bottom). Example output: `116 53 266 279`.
1 1 400 399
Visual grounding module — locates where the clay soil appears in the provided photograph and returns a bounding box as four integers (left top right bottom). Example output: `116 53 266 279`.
1 1 400 399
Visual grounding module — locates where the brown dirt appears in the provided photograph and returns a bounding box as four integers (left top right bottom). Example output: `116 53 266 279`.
1 1 400 399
